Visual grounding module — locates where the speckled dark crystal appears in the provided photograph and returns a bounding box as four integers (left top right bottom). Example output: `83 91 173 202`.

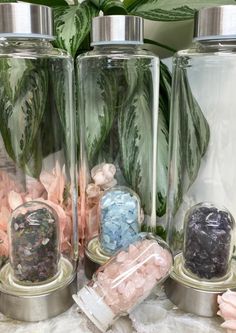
183 203 234 280
10 206 59 284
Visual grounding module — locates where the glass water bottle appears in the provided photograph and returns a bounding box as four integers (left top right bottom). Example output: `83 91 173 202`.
77 15 160 262
165 6 236 317
0 4 77 321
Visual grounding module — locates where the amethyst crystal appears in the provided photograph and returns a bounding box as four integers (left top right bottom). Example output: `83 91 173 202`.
183 203 234 280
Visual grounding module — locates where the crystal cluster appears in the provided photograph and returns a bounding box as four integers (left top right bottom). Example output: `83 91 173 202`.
100 188 140 254
10 203 59 284
94 239 172 314
183 203 234 280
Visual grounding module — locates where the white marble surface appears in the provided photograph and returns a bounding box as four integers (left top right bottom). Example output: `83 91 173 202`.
0 291 225 333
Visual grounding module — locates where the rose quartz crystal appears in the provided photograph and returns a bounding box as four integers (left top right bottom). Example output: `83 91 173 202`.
218 290 236 332
93 239 172 314
91 163 117 190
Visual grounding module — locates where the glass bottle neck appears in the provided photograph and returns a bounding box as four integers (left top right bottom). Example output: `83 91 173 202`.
195 39 236 51
0 37 53 49
93 44 142 52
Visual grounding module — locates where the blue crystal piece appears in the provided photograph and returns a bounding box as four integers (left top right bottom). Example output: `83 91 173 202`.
100 187 140 255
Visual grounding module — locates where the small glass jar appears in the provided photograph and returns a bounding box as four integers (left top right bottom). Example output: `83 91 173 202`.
183 202 235 281
99 186 141 255
9 201 60 285
74 233 173 332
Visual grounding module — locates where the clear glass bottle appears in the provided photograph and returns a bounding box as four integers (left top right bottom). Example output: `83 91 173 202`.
73 233 173 333
167 5 236 259
165 6 236 316
77 15 160 259
0 3 77 280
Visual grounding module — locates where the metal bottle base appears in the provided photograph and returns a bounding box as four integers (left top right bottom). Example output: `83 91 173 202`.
165 253 236 317
165 277 220 317
0 258 77 321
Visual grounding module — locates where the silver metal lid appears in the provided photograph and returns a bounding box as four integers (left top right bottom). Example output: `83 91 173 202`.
194 5 236 41
0 3 53 39
91 15 144 46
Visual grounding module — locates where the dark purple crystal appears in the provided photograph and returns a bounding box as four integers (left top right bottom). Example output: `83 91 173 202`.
183 203 234 280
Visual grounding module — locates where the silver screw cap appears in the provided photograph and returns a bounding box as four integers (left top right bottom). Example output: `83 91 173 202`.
91 15 144 46
194 5 236 41
0 3 53 39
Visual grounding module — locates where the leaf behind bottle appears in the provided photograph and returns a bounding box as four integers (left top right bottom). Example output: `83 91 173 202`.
0 58 48 176
169 64 210 214
78 59 118 167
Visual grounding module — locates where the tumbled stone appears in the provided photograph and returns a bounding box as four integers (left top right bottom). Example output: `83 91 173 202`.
183 202 234 280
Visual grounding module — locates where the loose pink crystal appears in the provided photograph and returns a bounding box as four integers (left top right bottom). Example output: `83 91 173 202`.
0 207 10 232
86 183 100 198
8 191 23 211
0 229 8 257
40 161 66 205
91 163 117 189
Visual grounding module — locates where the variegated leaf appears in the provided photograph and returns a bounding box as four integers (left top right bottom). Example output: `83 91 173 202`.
90 0 127 14
118 59 159 217
125 0 236 21
77 58 117 166
54 1 99 57
0 59 48 175
21 0 68 6
169 65 210 213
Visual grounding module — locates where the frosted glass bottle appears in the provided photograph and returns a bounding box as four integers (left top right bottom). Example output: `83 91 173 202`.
77 16 160 256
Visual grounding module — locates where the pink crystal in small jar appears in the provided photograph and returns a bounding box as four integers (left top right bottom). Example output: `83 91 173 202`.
88 233 173 315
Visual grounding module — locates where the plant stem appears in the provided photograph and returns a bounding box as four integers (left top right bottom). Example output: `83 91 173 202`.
144 38 177 53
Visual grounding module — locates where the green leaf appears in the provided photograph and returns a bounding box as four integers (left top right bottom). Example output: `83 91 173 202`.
118 59 156 218
118 60 171 220
49 58 75 164
0 59 48 175
54 1 99 57
20 0 68 6
78 58 117 166
169 64 210 213
126 0 236 21
144 38 177 54
24 134 43 178
90 0 127 14
156 103 168 216
160 61 172 127
141 224 167 240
